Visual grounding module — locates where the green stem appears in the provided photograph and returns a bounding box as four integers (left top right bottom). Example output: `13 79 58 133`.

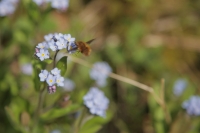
53 50 59 68
74 108 87 133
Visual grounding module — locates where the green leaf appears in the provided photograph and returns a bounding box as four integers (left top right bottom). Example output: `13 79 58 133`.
79 111 112 133
40 104 81 121
43 58 53 64
56 56 67 76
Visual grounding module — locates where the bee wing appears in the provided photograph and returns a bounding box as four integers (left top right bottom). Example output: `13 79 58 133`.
67 42 78 53
86 39 95 44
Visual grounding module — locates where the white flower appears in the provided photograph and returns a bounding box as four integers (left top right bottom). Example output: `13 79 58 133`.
63 78 75 91
64 34 75 45
39 70 49 82
51 68 61 76
83 87 109 117
36 49 49 61
46 74 56 86
48 40 58 51
90 62 112 87
56 76 64 86
21 63 33 75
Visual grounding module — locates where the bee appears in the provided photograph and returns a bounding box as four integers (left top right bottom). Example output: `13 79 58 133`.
67 39 95 56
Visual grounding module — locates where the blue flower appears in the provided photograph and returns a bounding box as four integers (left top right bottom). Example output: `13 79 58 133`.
63 78 75 91
36 42 49 49
44 33 54 42
51 67 61 76
36 49 49 61
64 34 75 45
39 70 49 82
56 76 64 87
56 38 67 50
90 62 112 87
173 79 187 96
21 63 33 75
83 87 109 117
48 40 58 51
0 0 18 17
46 74 56 86
182 96 200 116
51 0 69 11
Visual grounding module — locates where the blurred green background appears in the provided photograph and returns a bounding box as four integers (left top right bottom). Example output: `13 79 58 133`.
1 0 200 133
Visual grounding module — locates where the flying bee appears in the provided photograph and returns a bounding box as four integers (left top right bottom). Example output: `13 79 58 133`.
67 39 95 56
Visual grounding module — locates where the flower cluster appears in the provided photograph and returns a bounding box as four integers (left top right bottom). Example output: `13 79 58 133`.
182 96 200 116
83 87 109 117
35 33 75 61
39 68 64 93
90 62 112 87
0 0 19 17
33 0 69 11
173 79 187 96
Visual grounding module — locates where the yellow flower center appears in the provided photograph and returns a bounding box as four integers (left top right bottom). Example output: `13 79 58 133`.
57 80 60 83
42 53 45 57
49 79 53 83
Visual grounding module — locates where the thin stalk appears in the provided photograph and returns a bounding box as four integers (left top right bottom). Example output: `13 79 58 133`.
74 108 86 133
53 50 59 68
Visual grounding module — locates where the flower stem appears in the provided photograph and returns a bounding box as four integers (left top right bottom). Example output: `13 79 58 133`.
53 50 59 68
74 108 87 133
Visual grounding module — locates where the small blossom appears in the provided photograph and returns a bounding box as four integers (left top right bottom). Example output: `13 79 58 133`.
56 38 67 50
64 34 75 45
21 63 33 75
39 70 49 81
173 79 187 96
182 96 200 116
51 68 61 76
56 76 64 86
51 0 69 11
90 62 112 87
0 0 18 17
36 49 49 61
36 42 48 49
83 87 109 117
46 74 56 86
48 40 58 51
63 78 75 91
48 85 57 94
44 33 54 41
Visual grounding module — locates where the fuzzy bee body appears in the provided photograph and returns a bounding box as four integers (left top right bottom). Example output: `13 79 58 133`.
67 39 94 56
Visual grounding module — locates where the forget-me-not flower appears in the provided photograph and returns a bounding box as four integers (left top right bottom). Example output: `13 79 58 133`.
64 34 75 45
21 63 33 75
36 42 49 49
90 62 112 87
39 70 49 81
83 87 109 117
36 49 49 61
63 78 75 91
49 40 58 51
51 0 69 11
51 67 61 76
173 79 187 96
182 96 200 116
46 74 56 86
56 76 64 86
